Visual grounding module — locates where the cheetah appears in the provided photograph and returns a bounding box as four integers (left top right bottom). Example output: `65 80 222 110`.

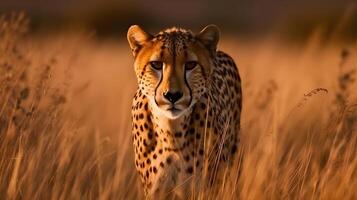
127 25 242 199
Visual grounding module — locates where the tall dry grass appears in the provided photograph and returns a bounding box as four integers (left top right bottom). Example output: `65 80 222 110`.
0 12 356 199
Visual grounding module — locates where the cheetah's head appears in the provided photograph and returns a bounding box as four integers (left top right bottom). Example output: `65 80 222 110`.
127 25 220 119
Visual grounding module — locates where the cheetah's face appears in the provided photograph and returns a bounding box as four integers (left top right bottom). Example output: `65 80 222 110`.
127 25 220 119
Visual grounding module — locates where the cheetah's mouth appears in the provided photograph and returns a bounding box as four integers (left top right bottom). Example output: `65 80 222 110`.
152 102 190 119
152 98 190 119
167 106 181 112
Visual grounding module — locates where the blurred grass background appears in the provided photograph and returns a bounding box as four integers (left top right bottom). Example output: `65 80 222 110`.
0 0 356 41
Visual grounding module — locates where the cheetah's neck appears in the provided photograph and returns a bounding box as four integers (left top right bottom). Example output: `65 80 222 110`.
149 99 192 149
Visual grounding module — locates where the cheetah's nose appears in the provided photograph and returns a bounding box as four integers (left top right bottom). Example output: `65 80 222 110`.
163 91 183 104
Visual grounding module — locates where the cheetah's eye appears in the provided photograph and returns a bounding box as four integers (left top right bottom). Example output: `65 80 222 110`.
149 61 163 70
185 61 198 70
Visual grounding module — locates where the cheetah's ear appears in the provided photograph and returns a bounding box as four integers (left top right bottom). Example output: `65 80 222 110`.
197 25 220 52
127 25 152 56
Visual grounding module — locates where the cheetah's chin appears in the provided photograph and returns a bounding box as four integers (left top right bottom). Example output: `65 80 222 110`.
164 108 185 119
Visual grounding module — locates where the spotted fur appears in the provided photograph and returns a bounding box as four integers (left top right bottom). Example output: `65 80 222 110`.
127 25 242 199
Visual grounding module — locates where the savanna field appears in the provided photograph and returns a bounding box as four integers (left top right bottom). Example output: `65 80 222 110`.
0 13 357 199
